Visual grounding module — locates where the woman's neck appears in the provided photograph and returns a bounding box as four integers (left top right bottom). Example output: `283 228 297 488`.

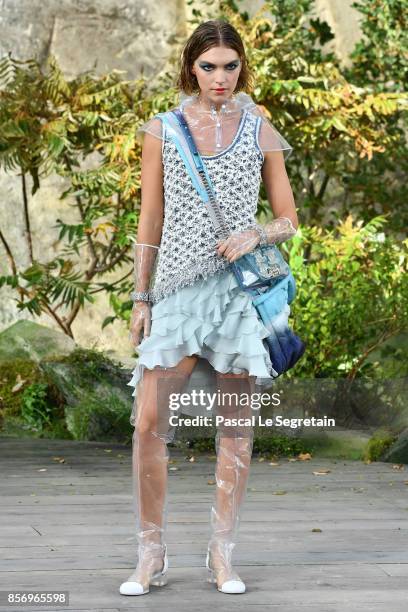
197 92 231 113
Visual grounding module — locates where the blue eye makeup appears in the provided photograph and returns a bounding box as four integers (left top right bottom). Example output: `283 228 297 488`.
198 61 240 71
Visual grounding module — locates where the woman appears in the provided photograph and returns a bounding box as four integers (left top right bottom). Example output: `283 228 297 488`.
120 19 298 596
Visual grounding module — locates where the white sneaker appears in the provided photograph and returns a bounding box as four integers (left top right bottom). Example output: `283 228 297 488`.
119 544 168 596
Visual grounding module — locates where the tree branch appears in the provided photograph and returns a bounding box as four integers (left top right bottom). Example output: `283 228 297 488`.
89 268 133 294
0 228 25 300
42 300 73 338
317 173 330 200
98 237 115 269
75 193 98 267
96 245 129 274
63 300 82 331
21 172 33 264
62 153 99 269
347 324 401 383
63 254 102 330
0 228 18 276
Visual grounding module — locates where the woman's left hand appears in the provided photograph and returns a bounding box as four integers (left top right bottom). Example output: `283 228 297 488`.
216 229 260 262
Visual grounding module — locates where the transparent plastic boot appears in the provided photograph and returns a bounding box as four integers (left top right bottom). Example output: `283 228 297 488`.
120 360 195 595
206 371 255 594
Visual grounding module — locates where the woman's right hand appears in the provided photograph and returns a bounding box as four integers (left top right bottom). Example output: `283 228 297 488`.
130 301 152 347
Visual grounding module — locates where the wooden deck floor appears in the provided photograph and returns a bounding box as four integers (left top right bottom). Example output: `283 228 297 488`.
1 436 408 611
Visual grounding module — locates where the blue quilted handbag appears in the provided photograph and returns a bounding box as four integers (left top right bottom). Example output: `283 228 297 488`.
164 109 306 376
231 258 306 374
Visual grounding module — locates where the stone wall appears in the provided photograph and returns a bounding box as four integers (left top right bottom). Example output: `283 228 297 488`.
0 0 362 362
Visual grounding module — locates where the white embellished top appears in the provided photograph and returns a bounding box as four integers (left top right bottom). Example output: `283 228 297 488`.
149 109 266 304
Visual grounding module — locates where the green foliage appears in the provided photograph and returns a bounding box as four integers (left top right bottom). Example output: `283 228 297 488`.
0 0 406 376
20 383 53 432
17 259 94 316
343 0 408 235
218 0 407 231
253 433 310 457
0 358 52 416
61 346 121 385
185 437 216 453
348 0 407 91
65 392 130 442
185 0 407 232
287 214 408 378
0 346 132 441
184 433 310 457
0 53 160 338
363 429 397 461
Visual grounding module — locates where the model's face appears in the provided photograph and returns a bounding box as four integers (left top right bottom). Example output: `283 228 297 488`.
191 46 242 105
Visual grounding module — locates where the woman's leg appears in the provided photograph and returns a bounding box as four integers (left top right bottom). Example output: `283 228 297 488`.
127 355 198 590
208 370 256 588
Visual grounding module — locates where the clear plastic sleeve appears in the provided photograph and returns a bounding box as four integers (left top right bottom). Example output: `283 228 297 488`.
132 242 159 294
129 243 159 347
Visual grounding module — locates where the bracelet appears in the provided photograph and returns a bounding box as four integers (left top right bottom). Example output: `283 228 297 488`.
254 223 268 246
135 242 160 249
130 290 151 303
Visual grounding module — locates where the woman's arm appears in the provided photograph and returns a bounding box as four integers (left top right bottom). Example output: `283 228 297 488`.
261 150 298 230
130 125 164 345
137 124 164 245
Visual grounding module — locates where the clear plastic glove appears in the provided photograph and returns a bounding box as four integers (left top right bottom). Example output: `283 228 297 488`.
215 229 260 263
130 301 152 347
261 217 297 244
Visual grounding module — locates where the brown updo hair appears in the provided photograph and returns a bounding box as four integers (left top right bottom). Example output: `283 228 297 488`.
176 19 254 95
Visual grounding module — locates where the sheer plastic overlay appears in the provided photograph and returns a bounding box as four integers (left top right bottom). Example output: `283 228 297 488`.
132 242 159 295
216 217 297 263
260 217 297 244
130 243 159 348
136 91 293 160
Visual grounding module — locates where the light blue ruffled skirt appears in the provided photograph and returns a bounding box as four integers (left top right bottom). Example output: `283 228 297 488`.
127 267 279 400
